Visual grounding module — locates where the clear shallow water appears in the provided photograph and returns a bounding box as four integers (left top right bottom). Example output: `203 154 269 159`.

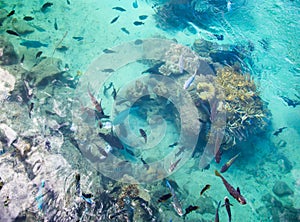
0 0 299 221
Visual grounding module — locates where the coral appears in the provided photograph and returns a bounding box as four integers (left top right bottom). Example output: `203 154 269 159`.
196 81 215 101
117 184 139 209
125 79 148 100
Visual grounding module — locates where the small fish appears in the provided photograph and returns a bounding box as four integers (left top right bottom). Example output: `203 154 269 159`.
23 16 34 21
111 86 118 100
103 82 114 96
72 36 84 41
223 197 233 222
184 205 199 216
29 102 34 118
183 70 197 90
112 6 126 12
81 195 94 205
101 68 115 73
158 193 172 202
169 142 178 148
175 146 185 158
215 170 246 204
41 2 53 12
214 34 224 41
273 127 287 136
166 180 183 216
200 184 211 195
227 1 232 12
281 96 300 107
87 86 104 115
132 0 138 8
215 201 221 222
103 48 116 53
45 139 51 151
134 39 143 45
220 153 240 173
7 10 15 17
75 173 80 195
56 45 68 52
6 30 20 37
36 51 43 59
82 192 93 199
215 148 223 163
67 0 70 4
54 18 58 30
133 21 144 26
141 157 149 170
139 128 147 143
139 15 148 20
121 27 130 34
169 158 181 172
20 54 25 65
20 40 48 48
110 15 120 24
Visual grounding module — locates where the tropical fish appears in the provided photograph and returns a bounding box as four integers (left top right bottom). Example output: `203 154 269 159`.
215 170 247 204
133 21 144 26
103 48 116 53
166 180 183 216
220 153 240 173
183 205 199 216
112 6 126 12
7 10 15 17
183 70 197 90
132 0 138 8
41 2 53 12
73 36 83 41
87 86 104 115
214 201 221 222
168 142 178 148
158 193 172 202
273 127 287 136
6 30 20 37
139 15 148 20
110 15 120 24
82 192 93 199
200 184 211 195
169 158 181 172
215 147 223 163
121 27 130 34
20 40 48 48
81 194 94 205
139 128 147 143
36 51 43 59
223 197 233 222
45 139 51 151
175 146 185 158
23 16 34 21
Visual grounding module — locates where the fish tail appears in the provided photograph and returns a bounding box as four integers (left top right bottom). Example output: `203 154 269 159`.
215 170 221 177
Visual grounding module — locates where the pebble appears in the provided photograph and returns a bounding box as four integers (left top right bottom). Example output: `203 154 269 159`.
272 181 294 197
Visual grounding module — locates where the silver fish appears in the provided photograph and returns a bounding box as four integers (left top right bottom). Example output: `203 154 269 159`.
183 70 197 90
166 180 184 216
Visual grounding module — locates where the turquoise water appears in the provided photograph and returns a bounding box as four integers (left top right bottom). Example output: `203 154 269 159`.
0 0 299 221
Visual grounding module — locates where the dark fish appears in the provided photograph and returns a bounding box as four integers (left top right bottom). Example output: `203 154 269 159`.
82 192 93 198
67 0 70 5
20 54 25 64
7 10 15 17
222 197 233 222
133 21 144 26
29 102 34 118
158 193 172 202
169 142 178 148
140 157 149 170
112 6 126 12
54 18 58 30
215 170 246 204
41 2 53 12
73 36 83 41
132 0 138 8
215 148 223 163
169 158 181 172
103 49 116 53
111 86 119 100
139 128 147 143
281 95 300 108
121 27 130 34
110 15 120 24
214 34 224 41
273 127 287 136
141 61 165 74
36 51 43 59
184 205 199 216
138 15 148 20
75 173 80 195
23 16 34 21
6 30 20 37
20 40 48 48
56 45 68 52
103 82 114 96
175 146 185 158
101 68 115 73
214 201 221 222
220 153 240 173
98 132 124 149
200 184 211 195
134 39 143 45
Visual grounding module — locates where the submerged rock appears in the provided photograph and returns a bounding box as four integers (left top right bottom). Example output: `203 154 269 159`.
0 67 16 102
0 38 18 65
12 18 35 35
0 124 17 147
272 181 294 197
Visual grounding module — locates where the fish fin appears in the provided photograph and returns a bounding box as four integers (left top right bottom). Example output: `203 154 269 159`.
237 187 241 194
214 170 221 177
